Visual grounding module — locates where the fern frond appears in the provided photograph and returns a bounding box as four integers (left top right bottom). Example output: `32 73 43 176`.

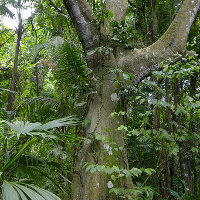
33 36 65 57
16 96 60 110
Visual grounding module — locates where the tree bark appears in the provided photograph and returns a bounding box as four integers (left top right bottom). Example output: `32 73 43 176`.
179 143 193 192
6 11 23 112
151 0 158 42
62 0 200 199
72 64 133 199
152 76 171 199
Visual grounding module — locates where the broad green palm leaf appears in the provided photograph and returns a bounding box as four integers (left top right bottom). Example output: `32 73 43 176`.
5 116 79 138
2 181 61 200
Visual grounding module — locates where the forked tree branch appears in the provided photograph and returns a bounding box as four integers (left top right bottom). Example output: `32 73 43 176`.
117 0 200 83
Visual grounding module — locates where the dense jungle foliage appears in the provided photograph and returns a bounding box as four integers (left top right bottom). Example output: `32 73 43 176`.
0 0 200 199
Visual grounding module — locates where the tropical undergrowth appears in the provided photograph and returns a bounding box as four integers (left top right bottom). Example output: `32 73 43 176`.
0 116 80 200
85 55 200 200
0 36 89 199
126 55 200 199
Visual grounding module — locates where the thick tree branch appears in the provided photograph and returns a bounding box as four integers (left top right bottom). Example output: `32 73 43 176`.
117 0 200 83
63 0 100 52
160 0 200 52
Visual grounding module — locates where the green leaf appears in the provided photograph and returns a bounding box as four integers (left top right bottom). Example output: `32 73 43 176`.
175 105 186 115
86 164 95 172
118 174 125 178
87 49 97 56
112 166 120 173
111 175 116 181
172 147 179 156
24 184 61 200
110 112 117 117
191 147 198 153
130 168 142 177
123 73 130 81
135 96 142 100
117 125 127 131
169 188 181 198
28 166 63 192
109 188 119 195
11 184 28 200
11 183 45 200
74 102 87 107
105 166 114 174
2 181 20 200
120 168 130 177
144 168 155 175
96 165 103 172
119 146 123 151
90 167 96 174
0 137 37 173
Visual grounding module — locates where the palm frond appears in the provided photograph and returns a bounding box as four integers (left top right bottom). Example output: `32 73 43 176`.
4 117 80 138
0 4 15 19
39 116 80 130
0 88 16 93
5 121 42 138
0 137 37 174
19 155 60 169
27 166 63 193
2 181 61 200
54 42 86 90
15 96 60 111
1 181 19 200
34 36 65 57
14 96 61 120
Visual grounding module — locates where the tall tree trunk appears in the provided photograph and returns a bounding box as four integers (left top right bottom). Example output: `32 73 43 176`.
151 0 158 42
178 143 192 192
159 148 171 199
72 56 134 199
174 79 193 193
152 77 170 199
6 11 23 112
165 78 174 193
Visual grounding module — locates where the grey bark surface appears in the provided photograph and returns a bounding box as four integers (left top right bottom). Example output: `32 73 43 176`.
7 12 23 112
62 0 200 199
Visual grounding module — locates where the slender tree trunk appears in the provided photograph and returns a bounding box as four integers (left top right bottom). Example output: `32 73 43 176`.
159 148 171 199
35 64 39 96
151 0 158 42
174 79 193 193
178 143 192 192
6 12 23 112
165 78 174 193
152 77 170 199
